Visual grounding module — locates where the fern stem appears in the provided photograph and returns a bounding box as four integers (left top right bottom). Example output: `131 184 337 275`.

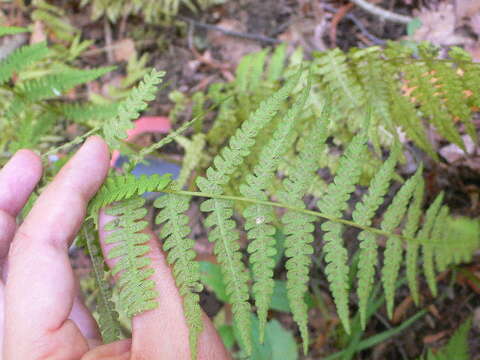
42 125 101 159
164 189 425 244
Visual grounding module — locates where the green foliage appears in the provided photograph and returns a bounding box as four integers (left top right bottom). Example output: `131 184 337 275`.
104 197 158 317
83 225 122 343
279 101 330 351
0 42 50 85
175 134 206 188
417 318 472 360
86 67 479 357
353 145 400 328
7 21 476 357
82 0 225 23
102 69 165 149
0 27 116 155
88 173 171 223
178 43 479 175
240 78 310 339
154 184 204 359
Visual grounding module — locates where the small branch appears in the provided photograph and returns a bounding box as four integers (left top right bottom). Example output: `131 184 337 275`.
349 0 413 24
323 3 386 45
178 16 282 44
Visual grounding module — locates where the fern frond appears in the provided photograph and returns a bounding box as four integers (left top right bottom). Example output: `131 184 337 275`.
353 144 400 328
420 193 445 297
316 130 369 333
279 100 330 352
267 43 287 82
351 47 395 151
0 26 28 36
176 134 206 188
15 67 115 103
104 197 158 317
314 48 364 115
240 79 310 340
196 71 302 354
381 166 423 319
83 225 121 343
449 47 480 118
103 69 165 149
403 57 464 148
88 173 171 224
404 176 426 305
154 183 203 360
430 60 476 143
58 102 120 125
0 42 49 85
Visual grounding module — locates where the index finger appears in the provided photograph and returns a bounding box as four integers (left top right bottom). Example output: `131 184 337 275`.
3 136 110 359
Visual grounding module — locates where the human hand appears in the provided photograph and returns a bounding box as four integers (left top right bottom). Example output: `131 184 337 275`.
0 136 230 359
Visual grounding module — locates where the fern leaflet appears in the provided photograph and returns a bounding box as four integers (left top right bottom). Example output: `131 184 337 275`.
154 183 204 360
419 193 445 297
83 225 121 343
196 70 302 354
103 69 165 149
278 100 330 352
0 42 49 85
404 176 426 305
353 144 400 328
381 166 423 318
316 129 369 333
240 78 310 340
104 197 158 317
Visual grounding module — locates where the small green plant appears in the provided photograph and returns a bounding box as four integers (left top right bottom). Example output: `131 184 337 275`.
417 318 472 360
85 69 477 358
0 26 118 157
2 24 479 359
81 0 226 23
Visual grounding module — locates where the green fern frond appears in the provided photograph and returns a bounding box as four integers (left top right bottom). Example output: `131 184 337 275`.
240 78 310 340
104 197 158 317
449 47 480 117
88 173 171 224
316 130 369 333
353 144 400 328
196 70 302 354
176 134 206 188
278 100 331 352
154 183 203 360
351 47 395 151
418 318 471 360
0 26 28 36
419 193 445 297
83 225 121 343
0 42 49 85
9 109 56 152
58 102 120 126
404 176 426 305
103 69 165 149
403 58 464 149
381 166 423 319
15 67 115 103
267 43 287 82
314 48 364 115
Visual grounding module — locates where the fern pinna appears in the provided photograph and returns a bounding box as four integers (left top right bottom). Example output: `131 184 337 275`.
69 55 478 357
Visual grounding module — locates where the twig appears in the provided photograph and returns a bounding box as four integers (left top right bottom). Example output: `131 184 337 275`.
323 3 386 45
329 3 355 47
349 0 413 24
178 16 282 44
103 18 114 63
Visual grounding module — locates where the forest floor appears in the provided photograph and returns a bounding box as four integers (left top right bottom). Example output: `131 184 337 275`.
2 0 480 358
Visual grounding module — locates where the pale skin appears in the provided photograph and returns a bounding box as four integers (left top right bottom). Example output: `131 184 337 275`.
0 136 230 360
